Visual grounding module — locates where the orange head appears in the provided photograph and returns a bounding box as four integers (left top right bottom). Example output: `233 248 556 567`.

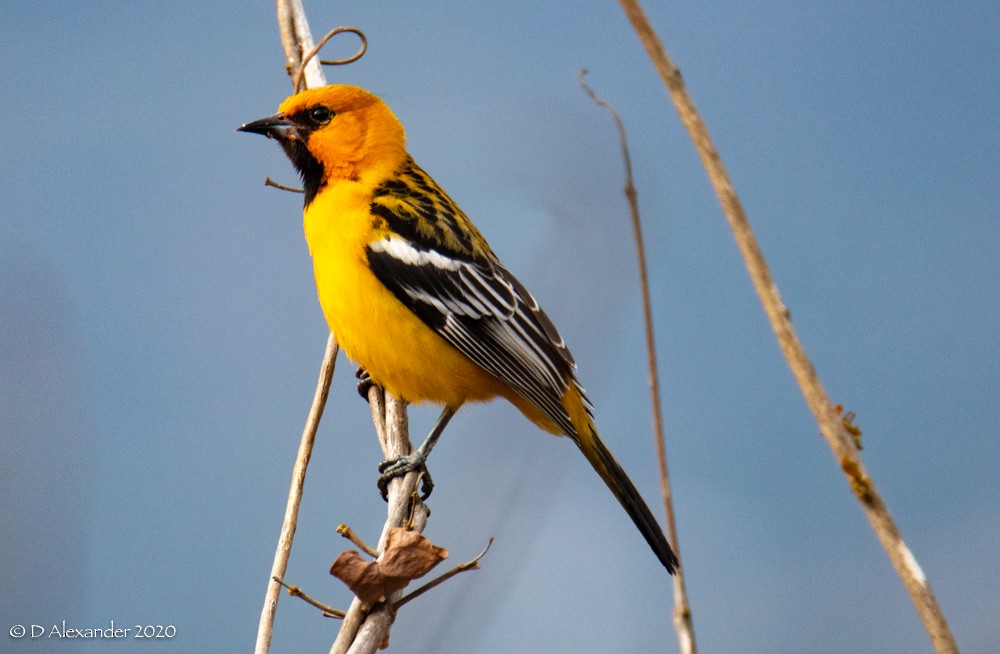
239 85 407 203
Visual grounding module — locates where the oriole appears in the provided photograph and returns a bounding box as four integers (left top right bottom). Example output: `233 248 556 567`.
239 84 678 572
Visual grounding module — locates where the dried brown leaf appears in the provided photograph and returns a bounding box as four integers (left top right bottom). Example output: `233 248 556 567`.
330 528 448 605
330 550 393 604
379 528 449 579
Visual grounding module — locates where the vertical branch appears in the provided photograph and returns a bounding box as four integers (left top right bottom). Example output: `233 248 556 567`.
276 0 326 89
254 3 334 653
270 7 424 651
616 1 958 652
579 71 696 654
255 333 339 654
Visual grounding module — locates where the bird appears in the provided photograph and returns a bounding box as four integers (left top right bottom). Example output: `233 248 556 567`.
239 84 678 572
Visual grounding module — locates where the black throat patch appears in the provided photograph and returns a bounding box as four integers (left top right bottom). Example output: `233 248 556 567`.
279 138 324 208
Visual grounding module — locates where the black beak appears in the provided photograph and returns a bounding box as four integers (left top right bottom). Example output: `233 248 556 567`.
237 113 300 140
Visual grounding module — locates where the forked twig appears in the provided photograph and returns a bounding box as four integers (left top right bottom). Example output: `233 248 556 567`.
616 1 957 652
578 68 696 654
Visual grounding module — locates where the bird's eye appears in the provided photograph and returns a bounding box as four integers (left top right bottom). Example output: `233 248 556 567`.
309 106 333 124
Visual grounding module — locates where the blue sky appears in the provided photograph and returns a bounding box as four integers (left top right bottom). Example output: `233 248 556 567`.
2 1 998 652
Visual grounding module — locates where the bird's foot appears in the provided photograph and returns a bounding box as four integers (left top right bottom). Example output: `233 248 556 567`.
355 366 376 401
377 453 434 501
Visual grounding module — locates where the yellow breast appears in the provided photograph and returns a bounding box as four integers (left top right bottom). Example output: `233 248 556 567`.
303 184 507 407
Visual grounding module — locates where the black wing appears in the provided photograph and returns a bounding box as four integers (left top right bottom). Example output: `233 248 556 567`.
366 233 586 436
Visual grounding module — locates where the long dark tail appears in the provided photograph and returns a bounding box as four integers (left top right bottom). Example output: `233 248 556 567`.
575 423 678 573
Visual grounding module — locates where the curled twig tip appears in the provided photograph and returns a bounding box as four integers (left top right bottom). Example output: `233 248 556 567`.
472 537 495 564
391 538 495 611
293 26 368 93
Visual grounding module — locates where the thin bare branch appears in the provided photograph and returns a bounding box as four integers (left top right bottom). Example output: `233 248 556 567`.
579 68 696 654
265 177 304 193
616 1 957 652
274 577 347 619
254 333 339 654
392 538 493 611
337 523 380 558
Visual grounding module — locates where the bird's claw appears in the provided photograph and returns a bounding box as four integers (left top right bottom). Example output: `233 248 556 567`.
355 367 375 401
377 453 434 501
